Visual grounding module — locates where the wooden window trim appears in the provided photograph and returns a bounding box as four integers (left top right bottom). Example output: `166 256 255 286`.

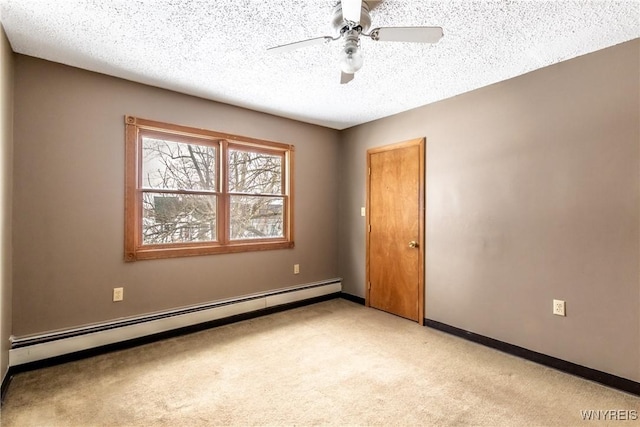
125 116 294 261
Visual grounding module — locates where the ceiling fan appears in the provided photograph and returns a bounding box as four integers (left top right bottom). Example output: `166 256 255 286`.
267 0 444 84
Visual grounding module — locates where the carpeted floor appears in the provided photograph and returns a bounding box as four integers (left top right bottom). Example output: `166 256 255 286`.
1 299 638 426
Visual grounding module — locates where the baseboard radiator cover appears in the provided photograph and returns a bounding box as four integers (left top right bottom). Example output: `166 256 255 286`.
9 279 342 367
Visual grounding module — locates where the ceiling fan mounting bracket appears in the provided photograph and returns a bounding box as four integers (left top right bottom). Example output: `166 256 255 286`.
340 23 363 36
331 1 371 33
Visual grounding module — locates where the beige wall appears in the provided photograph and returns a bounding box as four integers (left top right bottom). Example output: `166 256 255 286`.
339 39 640 381
12 56 340 336
0 25 14 383
8 39 640 384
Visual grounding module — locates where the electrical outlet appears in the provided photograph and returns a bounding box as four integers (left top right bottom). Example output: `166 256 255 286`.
113 287 124 302
553 299 565 316
293 264 300 274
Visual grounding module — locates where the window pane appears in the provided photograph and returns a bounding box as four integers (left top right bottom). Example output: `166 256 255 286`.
230 195 284 240
142 137 216 191
228 149 282 194
142 192 217 244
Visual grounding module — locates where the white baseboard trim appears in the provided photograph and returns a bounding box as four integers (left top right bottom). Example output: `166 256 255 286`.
9 279 341 367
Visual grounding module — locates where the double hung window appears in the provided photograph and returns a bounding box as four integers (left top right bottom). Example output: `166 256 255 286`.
125 116 294 261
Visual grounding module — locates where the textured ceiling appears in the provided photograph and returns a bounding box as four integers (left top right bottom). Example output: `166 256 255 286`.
1 1 638 129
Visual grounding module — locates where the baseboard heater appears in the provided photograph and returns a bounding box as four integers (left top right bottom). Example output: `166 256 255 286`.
9 279 342 367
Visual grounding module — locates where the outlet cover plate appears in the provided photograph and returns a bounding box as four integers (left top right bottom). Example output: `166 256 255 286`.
113 287 124 302
553 299 565 316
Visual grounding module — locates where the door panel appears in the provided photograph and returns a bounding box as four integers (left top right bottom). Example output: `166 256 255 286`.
367 139 424 322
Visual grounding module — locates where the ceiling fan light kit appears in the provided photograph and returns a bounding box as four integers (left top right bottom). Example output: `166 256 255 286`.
267 0 443 84
340 31 364 74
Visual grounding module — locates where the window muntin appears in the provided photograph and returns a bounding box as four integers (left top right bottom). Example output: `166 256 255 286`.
125 116 294 261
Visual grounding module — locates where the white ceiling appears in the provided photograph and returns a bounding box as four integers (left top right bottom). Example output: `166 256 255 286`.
1 1 638 130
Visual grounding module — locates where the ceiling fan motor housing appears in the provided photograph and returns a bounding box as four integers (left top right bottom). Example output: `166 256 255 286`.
331 1 371 33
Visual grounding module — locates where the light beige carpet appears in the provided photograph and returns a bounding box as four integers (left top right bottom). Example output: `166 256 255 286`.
1 299 638 426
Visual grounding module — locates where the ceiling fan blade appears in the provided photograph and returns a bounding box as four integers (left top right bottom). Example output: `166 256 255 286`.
267 36 334 53
371 26 444 43
340 71 355 84
342 0 362 24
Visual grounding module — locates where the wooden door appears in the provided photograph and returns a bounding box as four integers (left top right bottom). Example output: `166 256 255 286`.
366 138 424 323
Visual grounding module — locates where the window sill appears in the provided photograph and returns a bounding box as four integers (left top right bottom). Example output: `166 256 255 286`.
126 240 295 262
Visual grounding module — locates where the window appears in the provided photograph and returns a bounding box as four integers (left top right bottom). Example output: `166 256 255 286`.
125 116 294 261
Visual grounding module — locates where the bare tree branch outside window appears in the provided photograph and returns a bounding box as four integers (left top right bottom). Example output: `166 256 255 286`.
228 149 284 240
141 137 217 244
125 116 293 261
140 139 285 243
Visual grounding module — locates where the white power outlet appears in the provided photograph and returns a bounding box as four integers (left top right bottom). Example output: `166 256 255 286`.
113 287 124 302
553 299 565 316
293 264 300 274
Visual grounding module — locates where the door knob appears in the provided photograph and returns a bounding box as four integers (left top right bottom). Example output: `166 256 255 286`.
409 240 419 248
